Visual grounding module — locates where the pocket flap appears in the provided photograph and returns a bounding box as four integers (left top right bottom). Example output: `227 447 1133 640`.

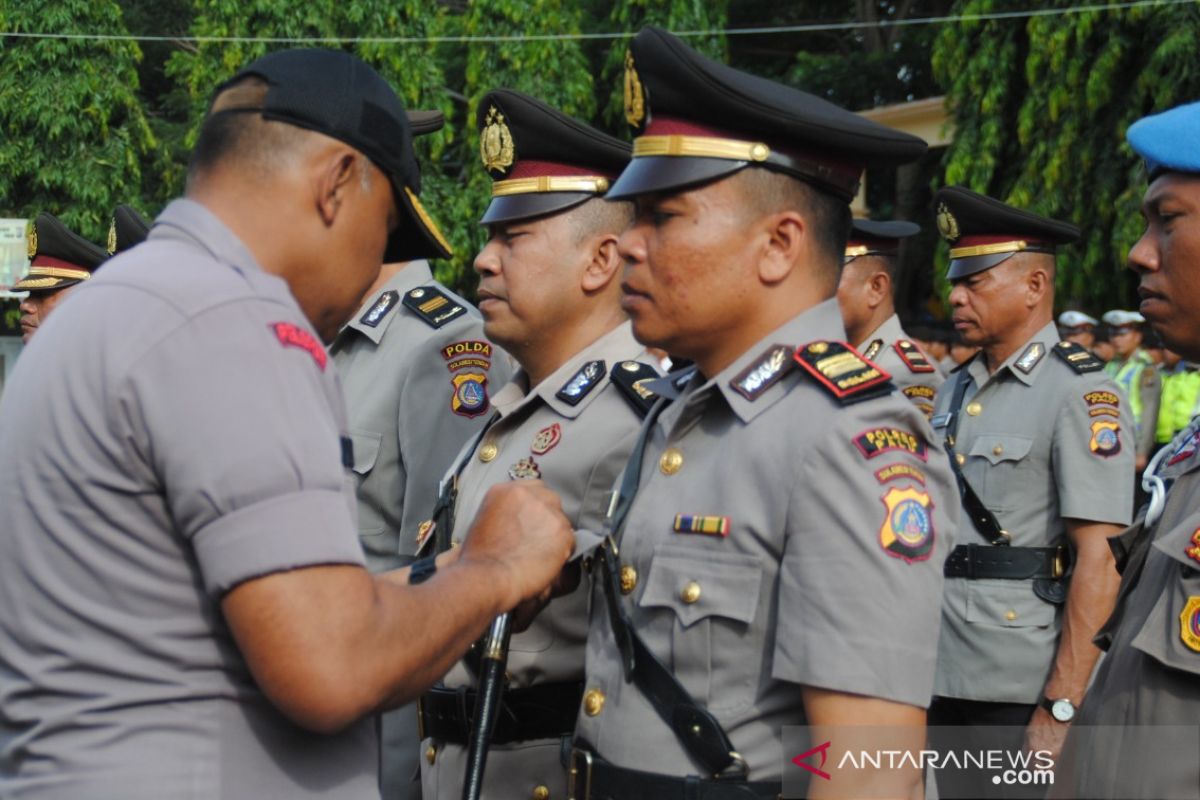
638 546 762 628
349 429 382 475
968 433 1035 466
965 579 1057 628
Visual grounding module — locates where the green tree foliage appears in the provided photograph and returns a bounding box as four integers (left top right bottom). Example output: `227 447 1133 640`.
0 0 155 243
933 0 1200 311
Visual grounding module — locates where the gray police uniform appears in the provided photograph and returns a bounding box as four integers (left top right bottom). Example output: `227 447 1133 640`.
931 321 1135 704
574 299 956 784
420 322 657 800
1054 418 1200 799
858 313 945 418
0 199 376 798
331 261 510 800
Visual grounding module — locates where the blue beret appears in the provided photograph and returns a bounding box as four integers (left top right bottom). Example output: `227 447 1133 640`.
1127 100 1200 178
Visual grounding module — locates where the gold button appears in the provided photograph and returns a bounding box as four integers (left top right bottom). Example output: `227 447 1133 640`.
680 581 702 604
620 565 638 595
425 744 437 765
1004 610 1017 621
532 786 551 800
955 453 966 466
966 401 982 416
659 447 684 475
993 444 1004 456
479 442 498 462
583 688 605 717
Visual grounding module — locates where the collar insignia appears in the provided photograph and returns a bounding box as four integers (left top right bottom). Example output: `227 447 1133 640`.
862 339 884 361
361 290 399 327
1015 342 1045 374
556 360 606 406
730 344 795 401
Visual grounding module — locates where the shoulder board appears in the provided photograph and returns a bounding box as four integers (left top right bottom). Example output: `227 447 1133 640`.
556 360 606 406
893 339 937 374
401 285 467 329
793 341 893 405
609 360 661 417
1052 341 1104 374
360 290 400 327
730 343 795 401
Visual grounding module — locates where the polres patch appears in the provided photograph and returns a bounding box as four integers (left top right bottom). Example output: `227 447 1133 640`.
879 486 935 563
1084 390 1120 408
451 372 489 417
271 322 326 371
1089 419 1121 458
875 463 927 485
853 428 928 461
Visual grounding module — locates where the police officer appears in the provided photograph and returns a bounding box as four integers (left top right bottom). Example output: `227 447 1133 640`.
329 109 511 800
1055 100 1200 800
927 187 1134 791
568 27 956 800
1103 308 1162 470
1057 309 1099 350
418 89 656 800
837 218 944 417
108 204 152 254
14 213 107 343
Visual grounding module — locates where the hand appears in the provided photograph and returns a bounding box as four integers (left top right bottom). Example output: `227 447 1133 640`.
458 480 574 612
511 562 582 632
1023 705 1069 764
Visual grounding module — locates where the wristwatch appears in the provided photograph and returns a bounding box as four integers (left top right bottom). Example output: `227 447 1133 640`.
1041 696 1077 723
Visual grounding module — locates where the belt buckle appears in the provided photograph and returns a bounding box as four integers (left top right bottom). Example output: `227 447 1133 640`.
1052 546 1067 579
567 748 594 800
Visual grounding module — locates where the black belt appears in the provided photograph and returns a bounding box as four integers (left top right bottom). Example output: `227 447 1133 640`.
943 543 1067 580
568 748 782 800
418 681 583 745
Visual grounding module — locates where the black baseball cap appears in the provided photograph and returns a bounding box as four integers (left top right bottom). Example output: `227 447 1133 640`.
216 48 452 261
14 212 108 293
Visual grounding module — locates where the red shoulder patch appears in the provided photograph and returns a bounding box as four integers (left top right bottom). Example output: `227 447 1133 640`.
271 322 327 371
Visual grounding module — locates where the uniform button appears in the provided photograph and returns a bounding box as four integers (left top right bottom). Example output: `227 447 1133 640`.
966 402 982 416
479 442 499 462
583 688 605 716
955 453 966 466
659 447 684 475
993 444 1004 456
620 565 638 595
532 786 551 800
1004 610 1017 621
425 744 437 765
680 581 702 604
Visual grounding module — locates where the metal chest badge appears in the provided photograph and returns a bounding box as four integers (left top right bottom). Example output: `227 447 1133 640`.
480 106 515 174
1180 596 1200 653
451 372 490 417
1089 419 1121 458
508 457 542 481
531 423 562 455
879 486 935 563
624 50 646 128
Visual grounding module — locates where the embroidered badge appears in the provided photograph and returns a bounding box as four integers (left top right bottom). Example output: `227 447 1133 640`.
875 463 927 486
672 514 731 537
1089 419 1121 457
1014 342 1045 374
894 340 936 373
862 339 884 361
902 384 936 420
1054 341 1104 373
794 341 891 404
623 50 646 129
451 372 489 417
611 360 661 417
480 106 515 174
1180 596 1200 653
556 360 606 406
1084 390 1120 408
731 344 794 400
360 290 399 327
443 340 493 372
403 286 466 329
853 428 928 461
936 202 959 242
508 456 542 480
879 486 935 563
1088 407 1120 418
531 423 562 455
271 322 327 371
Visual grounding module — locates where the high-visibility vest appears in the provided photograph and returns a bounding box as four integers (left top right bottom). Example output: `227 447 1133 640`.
1157 367 1200 443
1106 350 1154 429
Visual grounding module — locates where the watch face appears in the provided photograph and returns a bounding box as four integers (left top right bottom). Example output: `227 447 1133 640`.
1050 698 1076 722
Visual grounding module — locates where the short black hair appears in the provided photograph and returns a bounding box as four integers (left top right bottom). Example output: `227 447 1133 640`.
733 168 851 279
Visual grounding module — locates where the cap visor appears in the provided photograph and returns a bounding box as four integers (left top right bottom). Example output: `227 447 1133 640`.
606 156 747 200
386 186 454 262
481 193 593 226
11 276 79 292
946 251 1019 281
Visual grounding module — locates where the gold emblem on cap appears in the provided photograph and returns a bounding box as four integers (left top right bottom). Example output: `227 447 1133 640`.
624 50 646 128
26 221 37 260
936 202 960 242
107 218 117 255
480 106 515 174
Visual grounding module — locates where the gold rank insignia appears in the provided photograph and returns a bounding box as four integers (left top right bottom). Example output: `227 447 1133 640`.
624 50 646 129
106 218 117 255
480 106 515 173
936 202 960 242
26 221 37 259
1180 596 1200 653
879 486 935 563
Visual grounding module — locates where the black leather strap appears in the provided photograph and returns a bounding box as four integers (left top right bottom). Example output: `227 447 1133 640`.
569 748 782 800
419 681 583 745
943 544 1066 580
943 370 1010 546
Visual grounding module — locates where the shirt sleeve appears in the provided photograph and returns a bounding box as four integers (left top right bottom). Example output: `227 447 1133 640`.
1053 376 1135 525
773 400 954 707
124 299 365 596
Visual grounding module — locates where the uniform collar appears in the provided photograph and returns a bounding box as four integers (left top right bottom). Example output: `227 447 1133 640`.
857 312 905 351
150 199 264 277
491 321 645 420
966 320 1058 388
338 260 434 346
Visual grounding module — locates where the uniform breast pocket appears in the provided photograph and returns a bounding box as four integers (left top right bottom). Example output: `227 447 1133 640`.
967 433 1035 510
638 546 763 714
349 429 384 535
